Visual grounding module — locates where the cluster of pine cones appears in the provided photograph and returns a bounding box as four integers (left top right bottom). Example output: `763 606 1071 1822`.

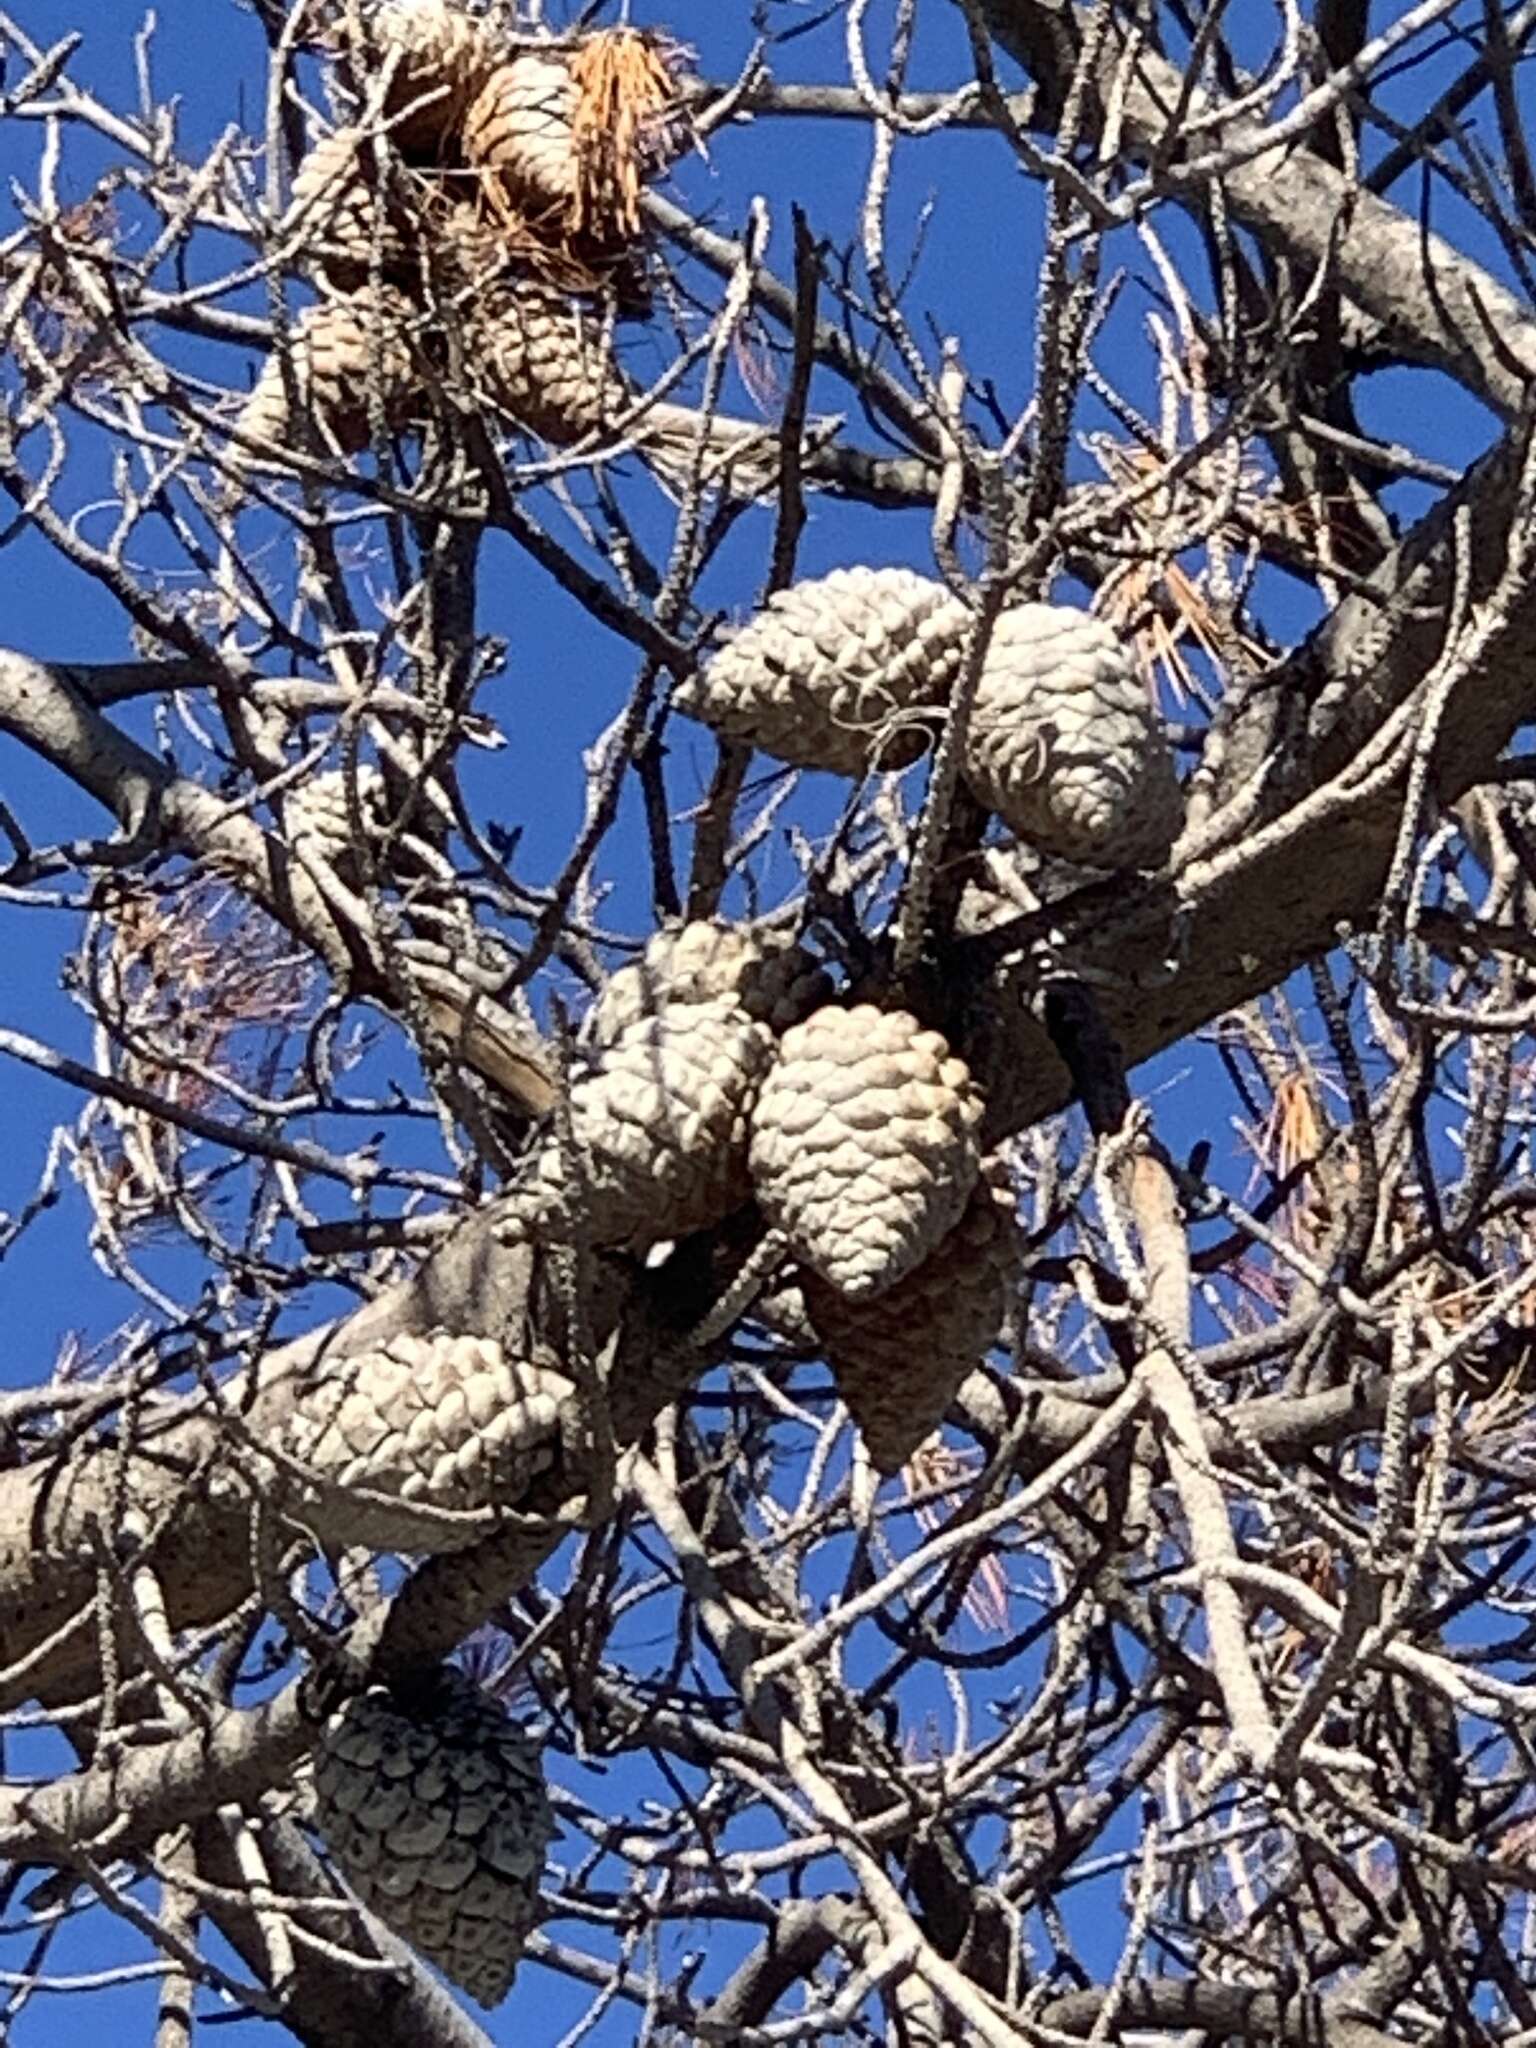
675 564 1184 869
281 927 1028 2004
285 922 1018 1507
237 0 691 463
285 935 1023 2001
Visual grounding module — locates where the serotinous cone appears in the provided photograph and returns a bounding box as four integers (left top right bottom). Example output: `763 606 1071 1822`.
284 127 415 285
462 26 690 248
507 921 825 1251
462 275 617 444
801 1162 1018 1471
588 918 829 1046
462 48 579 227
673 567 970 778
235 287 419 463
536 993 773 1247
305 0 505 155
963 603 1183 868
749 1004 985 1300
283 1330 572 1554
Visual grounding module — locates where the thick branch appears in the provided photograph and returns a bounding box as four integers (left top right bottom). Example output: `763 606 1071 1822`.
1040 1976 1402 2047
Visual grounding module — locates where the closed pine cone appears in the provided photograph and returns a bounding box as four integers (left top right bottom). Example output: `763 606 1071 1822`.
673 566 970 779
749 1005 984 1300
802 1165 1017 1471
284 128 413 283
517 995 773 1249
464 280 615 443
321 0 505 155
462 51 579 229
591 920 830 1048
963 604 1183 868
312 1666 555 2009
284 762 386 872
236 288 419 462
283 1330 572 1553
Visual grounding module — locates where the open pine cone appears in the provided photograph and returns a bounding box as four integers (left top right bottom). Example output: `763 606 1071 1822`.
312 1667 555 2008
673 567 970 778
283 1330 572 1553
750 1004 985 1300
963 603 1183 867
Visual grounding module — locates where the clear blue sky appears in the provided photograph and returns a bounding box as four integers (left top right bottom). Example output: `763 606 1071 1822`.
0 1 1525 2039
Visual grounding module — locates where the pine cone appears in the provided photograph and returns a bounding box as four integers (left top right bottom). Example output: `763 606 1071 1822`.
462 52 579 228
749 1005 984 1300
236 289 420 463
285 129 413 282
673 567 970 778
802 1165 1017 1471
284 1331 571 1553
464 280 616 444
312 1667 555 2009
323 0 505 155
518 995 773 1248
591 920 830 1047
284 763 386 874
963 604 1183 867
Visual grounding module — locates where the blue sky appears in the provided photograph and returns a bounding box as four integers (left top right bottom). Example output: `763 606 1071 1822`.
0 0 1531 2039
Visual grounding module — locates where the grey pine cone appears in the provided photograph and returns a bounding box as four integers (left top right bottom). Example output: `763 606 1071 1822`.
465 280 616 444
673 567 970 778
802 1164 1017 1471
284 1330 572 1553
319 0 505 153
963 604 1183 867
749 1005 985 1300
312 1667 555 2008
284 763 386 871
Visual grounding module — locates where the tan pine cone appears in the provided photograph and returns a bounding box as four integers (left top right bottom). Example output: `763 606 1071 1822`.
463 280 616 444
802 1165 1018 1472
312 1667 555 2008
749 1005 984 1300
963 604 1183 867
235 288 420 463
284 129 413 282
283 1331 572 1553
462 51 579 228
672 567 970 778
590 920 830 1047
322 0 506 156
517 995 773 1249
